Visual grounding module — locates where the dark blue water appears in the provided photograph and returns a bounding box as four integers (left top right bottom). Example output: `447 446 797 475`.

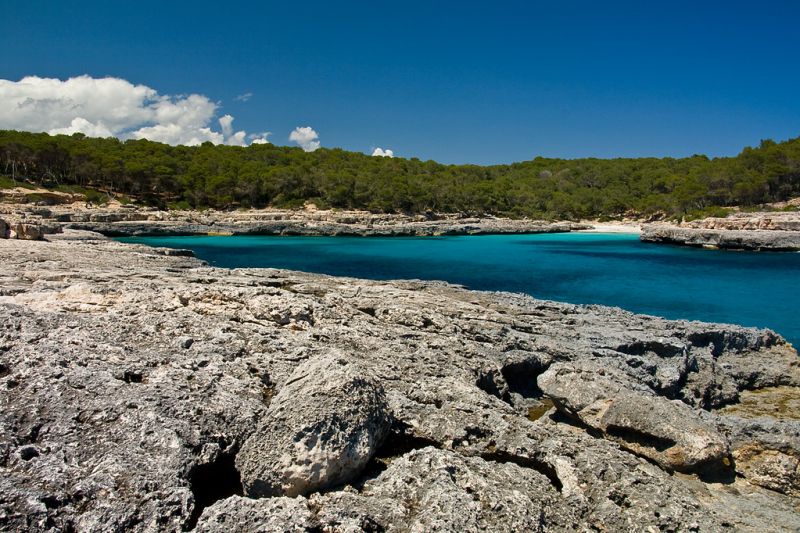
119 233 800 345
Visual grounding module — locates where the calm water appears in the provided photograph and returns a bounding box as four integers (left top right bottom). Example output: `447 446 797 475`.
120 233 800 345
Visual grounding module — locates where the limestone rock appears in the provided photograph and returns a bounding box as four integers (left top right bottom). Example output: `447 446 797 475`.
1 201 589 237
194 496 316 532
641 224 800 251
202 447 563 533
5 221 62 240
0 232 798 531
538 362 729 472
10 222 44 240
681 211 800 232
236 353 391 497
717 415 800 496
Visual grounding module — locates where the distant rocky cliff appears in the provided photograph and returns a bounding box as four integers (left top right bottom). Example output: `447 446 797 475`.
1 230 799 531
0 203 587 238
641 209 800 251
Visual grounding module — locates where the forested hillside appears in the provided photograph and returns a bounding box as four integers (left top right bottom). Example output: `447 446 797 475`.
1 130 799 219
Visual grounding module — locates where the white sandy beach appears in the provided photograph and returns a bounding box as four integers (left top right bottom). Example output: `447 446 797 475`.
578 222 642 234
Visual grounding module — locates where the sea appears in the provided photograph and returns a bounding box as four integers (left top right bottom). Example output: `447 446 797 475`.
119 233 800 346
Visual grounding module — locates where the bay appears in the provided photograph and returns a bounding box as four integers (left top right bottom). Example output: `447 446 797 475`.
119 233 800 346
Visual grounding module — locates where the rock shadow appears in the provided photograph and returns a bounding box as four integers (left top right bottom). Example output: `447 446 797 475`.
184 448 243 530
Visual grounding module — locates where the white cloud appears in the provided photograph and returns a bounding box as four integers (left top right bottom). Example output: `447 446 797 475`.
218 114 247 146
289 126 320 152
219 114 235 138
249 132 271 145
372 147 394 157
49 117 114 138
129 124 224 146
235 92 253 102
0 75 259 147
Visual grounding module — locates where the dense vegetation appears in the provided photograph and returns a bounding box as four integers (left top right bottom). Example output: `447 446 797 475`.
1 129 799 219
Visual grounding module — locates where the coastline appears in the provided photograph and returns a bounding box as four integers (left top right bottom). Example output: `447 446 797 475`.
0 202 589 237
0 230 799 531
2 201 800 252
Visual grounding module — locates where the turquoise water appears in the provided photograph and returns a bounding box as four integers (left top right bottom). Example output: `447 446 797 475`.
120 233 800 345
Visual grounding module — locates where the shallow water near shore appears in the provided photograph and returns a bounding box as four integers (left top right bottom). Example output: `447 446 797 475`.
120 233 800 345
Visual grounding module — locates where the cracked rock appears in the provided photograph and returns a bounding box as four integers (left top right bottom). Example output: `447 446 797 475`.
237 353 391 497
538 362 730 472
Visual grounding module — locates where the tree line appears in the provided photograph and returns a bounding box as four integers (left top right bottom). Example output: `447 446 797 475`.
1 129 799 219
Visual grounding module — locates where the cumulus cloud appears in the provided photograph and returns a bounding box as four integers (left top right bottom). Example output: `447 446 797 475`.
218 114 247 146
249 132 271 145
289 126 320 152
0 75 257 146
371 147 394 157
49 117 114 138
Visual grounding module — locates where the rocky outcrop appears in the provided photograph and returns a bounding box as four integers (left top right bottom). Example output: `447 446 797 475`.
0 221 61 240
641 224 800 251
0 213 62 240
682 211 800 232
538 362 729 472
0 187 84 205
0 203 589 237
9 222 57 240
641 209 800 251
237 354 391 497
727 421 800 497
717 397 800 497
1 231 799 531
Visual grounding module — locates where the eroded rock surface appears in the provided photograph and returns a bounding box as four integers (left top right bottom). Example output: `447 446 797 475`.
538 362 729 472
237 353 391 497
1 230 799 531
0 203 588 237
641 224 800 251
716 416 800 497
681 211 800 232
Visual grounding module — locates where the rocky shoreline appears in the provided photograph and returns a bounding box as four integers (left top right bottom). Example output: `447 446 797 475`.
640 225 800 251
1 229 799 531
5 202 800 253
0 203 588 238
641 211 800 251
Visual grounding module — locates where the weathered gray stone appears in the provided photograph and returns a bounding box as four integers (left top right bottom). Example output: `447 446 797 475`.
641 224 800 251
5 221 62 240
10 222 44 240
538 362 730 472
195 496 316 532
715 413 800 497
681 211 800 232
237 353 391 497
2 202 590 237
0 230 798 531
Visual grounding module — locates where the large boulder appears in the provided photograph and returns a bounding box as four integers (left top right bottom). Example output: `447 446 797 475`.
538 362 729 472
10 222 44 240
7 221 62 240
0 219 7 238
236 353 391 497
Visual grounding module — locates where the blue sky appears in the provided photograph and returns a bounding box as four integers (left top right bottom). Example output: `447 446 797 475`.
2 0 799 164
